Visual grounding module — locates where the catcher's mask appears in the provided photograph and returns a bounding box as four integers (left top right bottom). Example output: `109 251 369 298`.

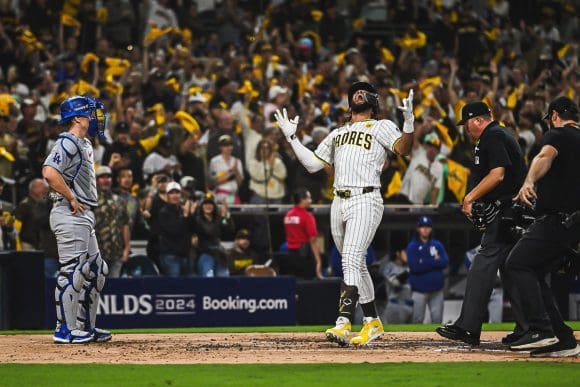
59 95 106 139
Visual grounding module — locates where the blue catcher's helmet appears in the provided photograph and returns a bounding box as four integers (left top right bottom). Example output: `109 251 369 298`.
59 95 106 138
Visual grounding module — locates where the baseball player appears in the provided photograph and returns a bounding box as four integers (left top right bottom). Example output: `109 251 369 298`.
42 95 111 344
275 82 415 346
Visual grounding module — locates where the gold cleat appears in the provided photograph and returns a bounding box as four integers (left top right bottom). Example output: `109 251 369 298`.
350 317 384 346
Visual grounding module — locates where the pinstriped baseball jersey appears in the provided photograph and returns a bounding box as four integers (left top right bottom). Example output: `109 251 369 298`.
44 132 98 207
314 119 402 189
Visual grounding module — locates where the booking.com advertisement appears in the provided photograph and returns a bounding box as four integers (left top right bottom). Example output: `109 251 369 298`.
44 277 296 328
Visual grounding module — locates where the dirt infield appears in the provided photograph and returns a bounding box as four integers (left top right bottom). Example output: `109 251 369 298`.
1 332 579 364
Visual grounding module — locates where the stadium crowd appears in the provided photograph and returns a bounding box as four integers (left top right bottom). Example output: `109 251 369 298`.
0 0 578 282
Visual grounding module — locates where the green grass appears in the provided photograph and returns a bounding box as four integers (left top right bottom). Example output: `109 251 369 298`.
0 363 578 387
3 321 580 335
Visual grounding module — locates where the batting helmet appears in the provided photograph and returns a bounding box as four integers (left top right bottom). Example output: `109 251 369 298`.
347 81 379 113
59 95 106 138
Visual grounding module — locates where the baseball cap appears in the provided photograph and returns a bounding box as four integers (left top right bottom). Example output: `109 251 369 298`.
235 228 251 240
201 192 215 204
180 176 196 190
95 165 112 177
543 96 580 120
417 216 433 227
456 101 491 125
188 93 206 103
166 181 181 193
21 98 37 107
115 121 130 134
423 132 441 148
218 134 233 146
268 85 288 100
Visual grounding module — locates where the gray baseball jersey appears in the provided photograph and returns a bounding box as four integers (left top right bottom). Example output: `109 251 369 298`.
44 132 98 207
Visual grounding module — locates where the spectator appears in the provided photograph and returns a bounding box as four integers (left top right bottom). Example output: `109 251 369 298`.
194 192 235 277
113 166 146 239
142 135 181 182
248 138 286 204
406 216 449 324
94 166 130 278
227 228 261 276
281 188 322 279
158 181 196 276
400 131 444 205
12 178 58 277
208 134 244 204
206 110 243 161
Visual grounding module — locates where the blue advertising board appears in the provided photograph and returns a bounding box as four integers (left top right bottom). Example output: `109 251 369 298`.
45 277 296 328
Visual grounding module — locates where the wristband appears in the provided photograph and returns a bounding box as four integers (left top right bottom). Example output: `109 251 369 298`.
403 120 414 134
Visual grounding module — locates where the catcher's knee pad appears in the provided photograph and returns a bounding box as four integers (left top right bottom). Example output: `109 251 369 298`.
87 253 108 292
95 256 108 292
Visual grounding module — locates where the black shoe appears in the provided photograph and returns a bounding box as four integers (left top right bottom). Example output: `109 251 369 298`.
530 340 580 358
501 332 523 345
436 324 480 346
510 331 558 351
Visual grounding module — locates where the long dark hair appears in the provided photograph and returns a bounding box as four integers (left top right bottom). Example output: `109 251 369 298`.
255 138 274 161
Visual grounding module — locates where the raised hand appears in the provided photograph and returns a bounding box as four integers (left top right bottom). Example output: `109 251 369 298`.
274 108 300 140
397 89 414 134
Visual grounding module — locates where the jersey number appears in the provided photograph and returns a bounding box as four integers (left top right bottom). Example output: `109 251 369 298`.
52 153 62 165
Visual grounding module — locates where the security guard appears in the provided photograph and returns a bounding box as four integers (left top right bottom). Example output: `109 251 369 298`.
436 101 528 345
506 96 580 357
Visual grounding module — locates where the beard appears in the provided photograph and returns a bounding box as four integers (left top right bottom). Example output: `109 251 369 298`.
351 100 372 113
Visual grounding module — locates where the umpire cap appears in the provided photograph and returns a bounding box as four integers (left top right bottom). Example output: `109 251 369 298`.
543 96 580 120
456 101 491 125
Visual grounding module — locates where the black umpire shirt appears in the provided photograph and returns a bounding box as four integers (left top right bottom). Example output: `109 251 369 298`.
535 124 580 215
473 121 526 203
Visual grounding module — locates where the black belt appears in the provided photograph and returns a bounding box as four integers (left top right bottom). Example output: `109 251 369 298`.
335 186 376 199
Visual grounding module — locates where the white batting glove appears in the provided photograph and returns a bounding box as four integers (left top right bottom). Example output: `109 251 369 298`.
397 89 414 133
274 108 300 141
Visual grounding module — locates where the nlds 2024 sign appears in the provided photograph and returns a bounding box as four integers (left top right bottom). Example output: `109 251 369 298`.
45 277 295 328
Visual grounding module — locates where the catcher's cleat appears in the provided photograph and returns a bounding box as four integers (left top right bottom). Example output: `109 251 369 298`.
70 329 94 344
350 317 384 346
92 328 112 342
53 328 71 344
325 316 352 347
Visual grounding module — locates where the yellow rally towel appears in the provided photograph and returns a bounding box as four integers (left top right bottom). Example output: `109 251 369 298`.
174 111 201 135
139 128 165 154
71 79 100 97
81 52 99 73
148 103 166 126
381 47 394 64
60 13 81 36
0 146 16 162
433 120 454 149
385 170 402 198
446 159 470 202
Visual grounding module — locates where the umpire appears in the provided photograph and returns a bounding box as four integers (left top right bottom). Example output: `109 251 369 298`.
505 96 580 357
436 101 528 345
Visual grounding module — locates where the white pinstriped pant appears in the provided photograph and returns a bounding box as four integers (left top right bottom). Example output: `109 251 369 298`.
330 190 383 304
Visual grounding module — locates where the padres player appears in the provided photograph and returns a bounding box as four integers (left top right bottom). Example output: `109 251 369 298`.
43 95 111 344
275 82 414 346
